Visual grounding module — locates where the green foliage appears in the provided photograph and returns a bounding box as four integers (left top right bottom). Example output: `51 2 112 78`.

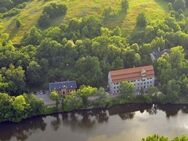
0 64 25 95
142 135 168 141
0 93 45 122
26 61 43 88
76 85 97 106
156 46 188 103
136 13 147 28
119 81 135 102
173 0 186 10
63 93 83 111
38 3 67 27
75 56 102 86
15 18 22 28
0 0 29 11
63 86 110 111
121 0 129 13
50 91 60 109
142 135 188 141
0 0 188 119
22 26 42 45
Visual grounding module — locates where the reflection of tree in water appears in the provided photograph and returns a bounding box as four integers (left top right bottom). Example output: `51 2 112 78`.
146 105 157 115
51 114 61 131
118 112 135 120
0 117 46 141
182 105 188 113
95 110 109 123
158 104 186 118
1 104 187 141
61 109 109 132
109 104 153 119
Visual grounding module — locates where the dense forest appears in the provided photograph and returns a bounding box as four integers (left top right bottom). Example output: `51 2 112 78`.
0 0 188 122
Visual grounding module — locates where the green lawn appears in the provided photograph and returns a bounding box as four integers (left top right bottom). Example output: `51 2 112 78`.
0 0 169 44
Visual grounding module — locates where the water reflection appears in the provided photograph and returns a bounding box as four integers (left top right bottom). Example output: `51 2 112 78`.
61 109 109 132
158 104 188 118
0 117 46 141
0 104 188 141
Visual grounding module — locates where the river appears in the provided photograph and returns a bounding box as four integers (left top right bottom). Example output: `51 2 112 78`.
0 104 188 141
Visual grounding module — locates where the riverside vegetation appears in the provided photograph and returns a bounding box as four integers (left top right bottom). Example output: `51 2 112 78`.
0 0 188 123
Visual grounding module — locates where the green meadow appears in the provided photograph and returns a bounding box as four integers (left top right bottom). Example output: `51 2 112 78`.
0 0 169 43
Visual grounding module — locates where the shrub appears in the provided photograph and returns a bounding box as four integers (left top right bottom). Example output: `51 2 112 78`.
38 3 67 28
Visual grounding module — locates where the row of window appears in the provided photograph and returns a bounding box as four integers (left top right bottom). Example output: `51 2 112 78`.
113 83 154 90
113 77 154 86
136 84 154 89
137 81 153 85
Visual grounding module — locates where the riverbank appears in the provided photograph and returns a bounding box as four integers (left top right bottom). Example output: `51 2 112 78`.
0 104 188 141
2 102 188 124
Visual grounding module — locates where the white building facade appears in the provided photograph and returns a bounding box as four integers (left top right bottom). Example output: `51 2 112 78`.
108 65 155 95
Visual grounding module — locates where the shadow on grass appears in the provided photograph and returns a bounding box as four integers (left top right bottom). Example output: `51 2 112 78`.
102 9 128 29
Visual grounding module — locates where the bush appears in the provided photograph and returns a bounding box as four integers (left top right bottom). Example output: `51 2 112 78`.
136 13 147 28
38 3 67 28
2 8 20 18
15 19 22 28
43 3 67 17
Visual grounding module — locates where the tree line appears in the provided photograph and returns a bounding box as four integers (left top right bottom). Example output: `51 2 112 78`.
0 0 188 122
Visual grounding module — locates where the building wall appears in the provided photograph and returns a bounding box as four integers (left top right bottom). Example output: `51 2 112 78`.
50 88 76 96
108 73 155 95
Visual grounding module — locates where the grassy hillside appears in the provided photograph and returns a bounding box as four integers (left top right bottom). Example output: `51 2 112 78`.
0 0 169 44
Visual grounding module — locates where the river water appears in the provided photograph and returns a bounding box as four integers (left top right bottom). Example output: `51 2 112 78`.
0 104 188 141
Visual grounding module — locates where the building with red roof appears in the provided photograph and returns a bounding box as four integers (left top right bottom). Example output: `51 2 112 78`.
108 65 155 95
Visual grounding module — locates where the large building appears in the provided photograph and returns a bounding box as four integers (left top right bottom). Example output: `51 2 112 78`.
108 65 155 95
49 81 77 96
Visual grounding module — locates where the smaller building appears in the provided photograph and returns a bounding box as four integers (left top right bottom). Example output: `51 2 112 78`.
49 81 77 96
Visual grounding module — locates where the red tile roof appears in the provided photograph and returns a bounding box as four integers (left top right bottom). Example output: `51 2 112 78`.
109 65 155 83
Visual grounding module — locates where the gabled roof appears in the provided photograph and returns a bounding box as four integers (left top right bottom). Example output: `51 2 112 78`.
109 65 155 83
49 81 77 90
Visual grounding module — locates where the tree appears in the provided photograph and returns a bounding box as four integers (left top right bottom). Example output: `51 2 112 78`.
136 13 147 28
22 26 42 45
0 93 13 122
119 81 135 101
63 93 83 111
50 91 60 109
75 56 102 86
121 0 129 13
76 85 97 107
38 3 67 28
12 95 29 121
172 136 188 141
0 93 45 122
181 76 188 97
142 135 169 141
173 0 186 10
0 64 26 95
43 3 67 18
88 87 110 107
23 94 44 115
80 16 102 38
15 19 22 28
166 79 181 103
150 37 166 51
26 61 43 88
169 46 185 69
